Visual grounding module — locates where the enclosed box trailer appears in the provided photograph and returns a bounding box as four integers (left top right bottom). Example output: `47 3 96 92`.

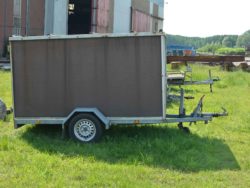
10 33 227 142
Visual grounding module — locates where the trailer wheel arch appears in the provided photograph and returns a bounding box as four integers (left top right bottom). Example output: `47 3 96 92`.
63 108 110 130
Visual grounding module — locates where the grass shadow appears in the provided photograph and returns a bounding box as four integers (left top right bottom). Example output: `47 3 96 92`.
20 124 240 172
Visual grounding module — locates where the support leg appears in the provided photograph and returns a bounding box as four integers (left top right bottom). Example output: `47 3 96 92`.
61 124 67 139
209 70 213 93
178 123 190 134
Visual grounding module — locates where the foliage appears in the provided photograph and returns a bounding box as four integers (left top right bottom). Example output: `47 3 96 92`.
167 29 250 51
167 34 238 49
216 47 245 55
222 36 237 48
236 30 250 47
197 43 223 54
1 67 250 187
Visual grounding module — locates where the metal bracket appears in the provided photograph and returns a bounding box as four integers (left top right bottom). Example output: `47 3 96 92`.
191 95 205 117
179 88 186 117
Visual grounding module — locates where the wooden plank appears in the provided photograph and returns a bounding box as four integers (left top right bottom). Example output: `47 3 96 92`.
167 55 245 64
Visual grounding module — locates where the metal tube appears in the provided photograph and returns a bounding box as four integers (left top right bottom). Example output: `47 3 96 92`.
179 88 185 116
161 35 166 119
209 70 213 93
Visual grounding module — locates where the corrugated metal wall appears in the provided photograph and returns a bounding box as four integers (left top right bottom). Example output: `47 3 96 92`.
21 0 27 35
132 0 150 13
152 0 164 31
13 0 44 36
0 0 13 57
152 3 159 32
96 0 110 33
2 0 44 36
131 0 150 32
0 1 5 56
1 0 165 56
0 0 45 56
132 9 151 32
28 0 45 35
131 0 163 33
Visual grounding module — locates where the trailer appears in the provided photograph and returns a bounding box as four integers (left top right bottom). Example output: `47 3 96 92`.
10 33 227 143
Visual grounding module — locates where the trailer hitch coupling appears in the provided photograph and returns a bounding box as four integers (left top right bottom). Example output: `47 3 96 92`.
190 95 228 118
187 93 228 127
202 107 228 118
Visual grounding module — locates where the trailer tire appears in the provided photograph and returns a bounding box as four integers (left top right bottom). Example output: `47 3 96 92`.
0 99 7 120
68 114 103 143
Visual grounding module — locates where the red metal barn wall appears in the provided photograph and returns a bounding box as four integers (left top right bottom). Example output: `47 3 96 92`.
96 0 114 33
132 0 150 33
96 0 110 33
131 0 160 32
152 2 159 32
28 0 45 36
20 0 45 36
0 0 13 57
132 10 151 32
21 0 27 35
1 0 164 57
0 0 45 57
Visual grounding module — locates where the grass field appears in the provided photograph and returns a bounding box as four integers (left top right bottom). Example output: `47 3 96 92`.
0 65 250 187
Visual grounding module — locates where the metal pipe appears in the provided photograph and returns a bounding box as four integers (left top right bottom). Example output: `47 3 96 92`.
209 70 213 93
179 88 185 116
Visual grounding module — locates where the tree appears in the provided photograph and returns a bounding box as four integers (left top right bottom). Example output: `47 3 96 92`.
236 30 250 47
197 42 223 54
222 36 236 47
167 34 238 49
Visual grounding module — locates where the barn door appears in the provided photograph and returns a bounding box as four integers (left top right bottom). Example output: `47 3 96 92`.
68 0 92 34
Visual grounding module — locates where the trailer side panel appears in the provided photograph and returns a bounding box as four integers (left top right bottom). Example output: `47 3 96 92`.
11 36 162 117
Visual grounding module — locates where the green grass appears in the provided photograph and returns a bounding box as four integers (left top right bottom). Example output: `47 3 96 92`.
1 66 250 187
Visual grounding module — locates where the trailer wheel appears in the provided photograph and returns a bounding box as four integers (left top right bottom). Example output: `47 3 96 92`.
0 99 7 120
69 114 103 143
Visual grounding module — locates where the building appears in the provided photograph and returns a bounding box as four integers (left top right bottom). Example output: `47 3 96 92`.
0 0 45 57
0 0 164 57
167 45 196 56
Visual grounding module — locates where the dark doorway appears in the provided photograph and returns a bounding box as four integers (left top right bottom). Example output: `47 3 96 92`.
68 0 92 34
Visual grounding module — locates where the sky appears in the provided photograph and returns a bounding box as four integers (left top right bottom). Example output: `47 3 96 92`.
163 0 250 37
